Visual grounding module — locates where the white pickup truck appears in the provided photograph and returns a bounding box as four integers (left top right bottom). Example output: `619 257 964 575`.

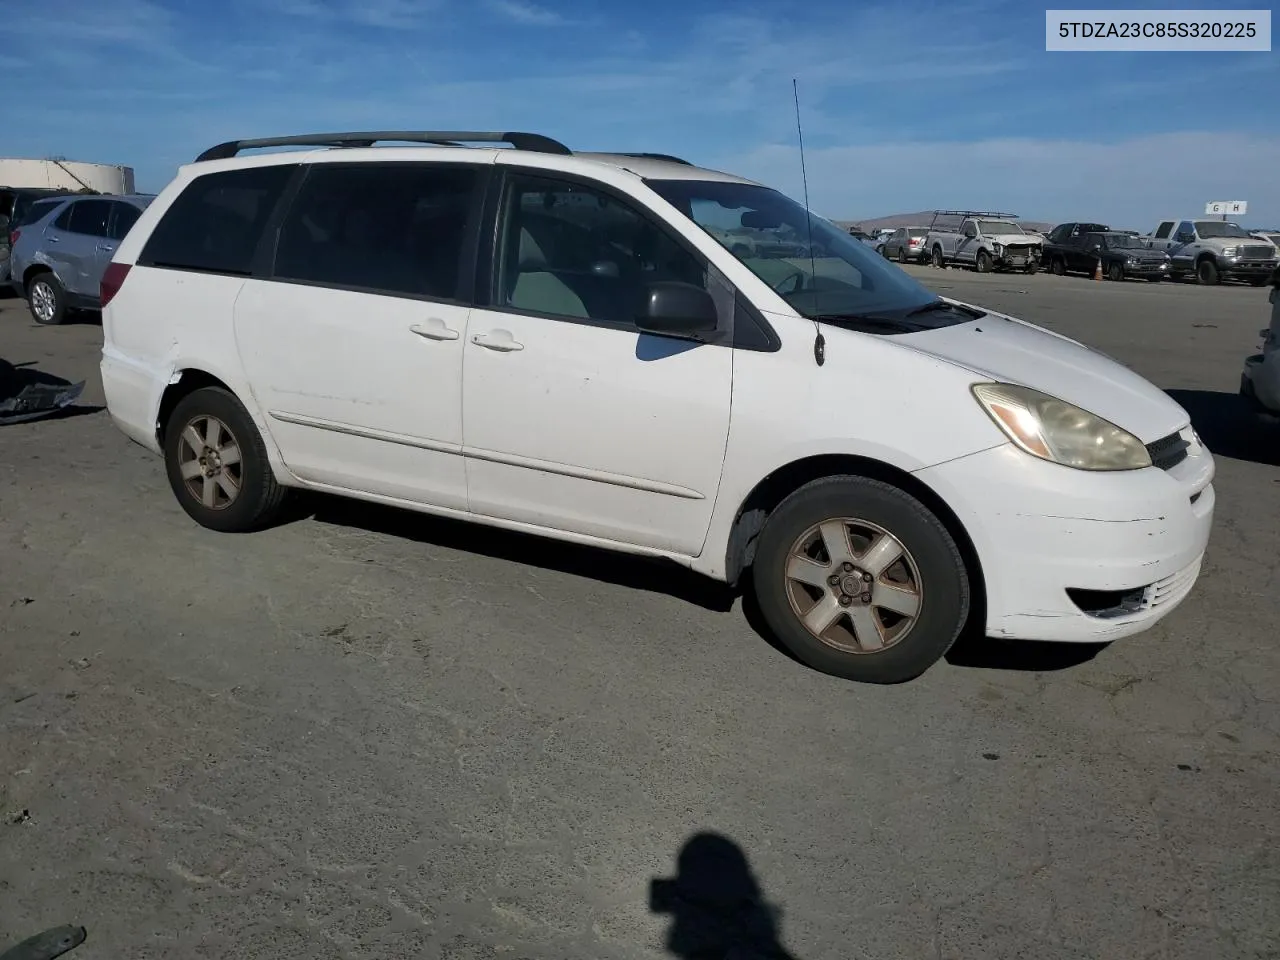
924 210 1043 274
1148 218 1278 286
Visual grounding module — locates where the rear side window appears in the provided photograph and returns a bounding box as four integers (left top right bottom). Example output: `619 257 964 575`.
18 199 64 227
109 201 143 240
139 165 295 276
272 162 481 301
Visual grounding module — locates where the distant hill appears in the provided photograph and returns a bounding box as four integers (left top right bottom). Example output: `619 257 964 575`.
835 211 1055 234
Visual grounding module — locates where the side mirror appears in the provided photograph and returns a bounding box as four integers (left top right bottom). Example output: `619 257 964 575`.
636 281 718 337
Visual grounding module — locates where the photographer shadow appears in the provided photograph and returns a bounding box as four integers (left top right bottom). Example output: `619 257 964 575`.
652 831 799 959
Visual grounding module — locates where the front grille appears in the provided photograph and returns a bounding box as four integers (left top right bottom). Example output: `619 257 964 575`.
1240 245 1276 261
1146 431 1189 471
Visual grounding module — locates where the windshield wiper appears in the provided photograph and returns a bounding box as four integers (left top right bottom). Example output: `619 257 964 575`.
813 313 924 333
902 298 984 319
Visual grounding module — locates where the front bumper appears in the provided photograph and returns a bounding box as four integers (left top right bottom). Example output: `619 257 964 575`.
1220 258 1278 277
993 249 1040 269
916 436 1214 643
1121 261 1170 276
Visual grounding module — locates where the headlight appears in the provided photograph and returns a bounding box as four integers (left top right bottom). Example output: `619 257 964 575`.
971 382 1152 471
992 243 1003 254
1222 246 1238 257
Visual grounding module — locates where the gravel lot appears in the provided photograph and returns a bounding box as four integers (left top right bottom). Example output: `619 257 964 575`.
2 268 1278 960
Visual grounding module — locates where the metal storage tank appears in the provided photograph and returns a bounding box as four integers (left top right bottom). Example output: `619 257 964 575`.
0 157 135 194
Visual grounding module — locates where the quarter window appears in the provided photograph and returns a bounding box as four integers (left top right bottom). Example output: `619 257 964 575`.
139 165 295 276
273 162 481 300
1154 222 1173 239
109 202 143 240
495 173 708 327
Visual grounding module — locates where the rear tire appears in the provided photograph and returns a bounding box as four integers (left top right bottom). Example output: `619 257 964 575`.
931 246 945 269
1051 256 1066 276
26 272 66 325
898 247 907 264
750 476 970 684
163 386 288 533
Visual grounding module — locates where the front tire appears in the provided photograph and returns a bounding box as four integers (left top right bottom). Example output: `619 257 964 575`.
1196 258 1220 285
976 250 992 273
1107 261 1124 282
163 386 288 533
750 476 970 684
27 272 66 325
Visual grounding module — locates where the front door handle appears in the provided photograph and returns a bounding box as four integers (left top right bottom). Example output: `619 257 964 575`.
471 330 524 352
410 318 459 341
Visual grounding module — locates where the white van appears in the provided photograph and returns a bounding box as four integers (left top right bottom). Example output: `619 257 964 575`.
98 131 1215 684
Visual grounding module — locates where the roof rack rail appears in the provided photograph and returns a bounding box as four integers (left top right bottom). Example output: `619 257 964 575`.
611 152 693 165
195 130 572 163
929 210 1020 219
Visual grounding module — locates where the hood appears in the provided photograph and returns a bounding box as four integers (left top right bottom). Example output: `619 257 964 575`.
988 234 1040 247
898 304 1188 443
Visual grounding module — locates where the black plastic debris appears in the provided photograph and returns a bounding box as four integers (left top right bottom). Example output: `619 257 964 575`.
0 925 86 960
0 376 85 425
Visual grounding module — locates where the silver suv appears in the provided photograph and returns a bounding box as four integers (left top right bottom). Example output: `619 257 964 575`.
9 193 152 324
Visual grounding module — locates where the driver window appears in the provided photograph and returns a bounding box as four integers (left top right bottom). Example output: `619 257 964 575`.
496 173 707 327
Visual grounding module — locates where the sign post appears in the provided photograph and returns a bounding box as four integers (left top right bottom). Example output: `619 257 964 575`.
1205 200 1247 222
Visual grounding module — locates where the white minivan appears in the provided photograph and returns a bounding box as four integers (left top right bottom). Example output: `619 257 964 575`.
99 131 1215 684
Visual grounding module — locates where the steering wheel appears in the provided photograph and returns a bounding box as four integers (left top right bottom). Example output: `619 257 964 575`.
771 267 806 296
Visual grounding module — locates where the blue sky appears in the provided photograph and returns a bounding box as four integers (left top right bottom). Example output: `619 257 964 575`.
2 0 1277 229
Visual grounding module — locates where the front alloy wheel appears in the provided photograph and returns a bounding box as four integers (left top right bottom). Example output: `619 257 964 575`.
751 476 970 684
783 518 923 654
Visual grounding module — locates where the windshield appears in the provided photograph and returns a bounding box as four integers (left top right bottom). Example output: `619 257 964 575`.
977 220 1023 235
646 179 968 327
1194 221 1253 239
1100 233 1145 249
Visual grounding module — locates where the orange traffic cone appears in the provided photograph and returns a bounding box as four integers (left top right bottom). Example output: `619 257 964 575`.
1094 257 1103 281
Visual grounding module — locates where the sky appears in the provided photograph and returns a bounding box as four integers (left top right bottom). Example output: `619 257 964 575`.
1 0 1277 229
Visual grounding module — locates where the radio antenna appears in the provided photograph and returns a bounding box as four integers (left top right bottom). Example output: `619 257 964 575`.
793 78 824 366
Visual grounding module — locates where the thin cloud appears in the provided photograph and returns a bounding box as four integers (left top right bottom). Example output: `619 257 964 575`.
488 0 566 25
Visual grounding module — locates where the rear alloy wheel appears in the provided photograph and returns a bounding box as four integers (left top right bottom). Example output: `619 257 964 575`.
931 246 945 268
164 386 288 532
27 273 66 325
1051 256 1066 276
898 247 908 264
751 476 970 684
1107 261 1124 282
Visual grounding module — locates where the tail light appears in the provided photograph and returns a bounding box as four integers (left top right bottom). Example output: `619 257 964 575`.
8 229 18 246
100 262 131 307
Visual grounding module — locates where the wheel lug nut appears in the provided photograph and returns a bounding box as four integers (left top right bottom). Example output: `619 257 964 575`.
862 572 872 582
828 575 840 586
842 562 854 572
861 592 872 603
839 595 852 606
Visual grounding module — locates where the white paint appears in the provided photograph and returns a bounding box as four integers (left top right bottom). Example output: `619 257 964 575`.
100 144 1216 653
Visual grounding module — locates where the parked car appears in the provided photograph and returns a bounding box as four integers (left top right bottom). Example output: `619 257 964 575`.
1 187 75 285
1042 230 1171 281
1147 218 1278 285
924 211 1042 273
98 130 1214 685
1240 265 1280 418
8 193 152 324
881 226 929 264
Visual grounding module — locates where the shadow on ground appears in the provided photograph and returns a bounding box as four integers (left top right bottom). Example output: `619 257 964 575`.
1167 388 1280 468
309 495 737 613
312 495 1110 680
651 831 799 959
